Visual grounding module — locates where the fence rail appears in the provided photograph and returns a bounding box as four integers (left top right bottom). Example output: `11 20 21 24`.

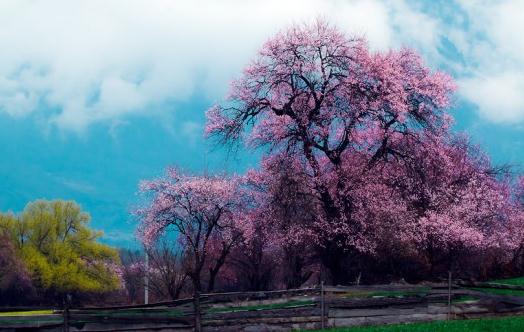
2 284 524 331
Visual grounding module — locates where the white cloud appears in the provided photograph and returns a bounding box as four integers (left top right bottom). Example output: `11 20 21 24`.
0 0 417 131
451 0 524 123
181 121 203 146
460 73 524 123
50 175 97 194
0 0 522 130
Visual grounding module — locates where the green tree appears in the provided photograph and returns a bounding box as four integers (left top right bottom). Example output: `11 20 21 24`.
0 200 121 295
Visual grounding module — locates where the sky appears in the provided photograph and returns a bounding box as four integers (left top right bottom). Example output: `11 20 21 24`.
0 0 523 247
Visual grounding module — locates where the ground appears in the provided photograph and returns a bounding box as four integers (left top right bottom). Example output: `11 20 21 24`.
309 315 524 332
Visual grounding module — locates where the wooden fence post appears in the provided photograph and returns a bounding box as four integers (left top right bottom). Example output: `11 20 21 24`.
194 291 202 332
321 281 325 330
63 294 70 332
447 270 452 320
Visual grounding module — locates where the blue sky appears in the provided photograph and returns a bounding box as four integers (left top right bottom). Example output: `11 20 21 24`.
0 0 523 247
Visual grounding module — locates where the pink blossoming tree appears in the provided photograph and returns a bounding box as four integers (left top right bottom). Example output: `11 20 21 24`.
206 20 456 283
394 135 518 276
506 176 524 272
137 169 246 331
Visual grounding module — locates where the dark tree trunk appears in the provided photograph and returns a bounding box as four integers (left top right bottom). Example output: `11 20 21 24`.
192 279 202 332
283 246 313 289
207 253 227 293
319 243 350 285
168 279 185 300
193 291 201 332
207 269 218 293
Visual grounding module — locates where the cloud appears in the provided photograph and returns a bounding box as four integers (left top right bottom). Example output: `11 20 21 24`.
0 0 410 131
460 73 524 123
102 229 137 245
58 178 97 194
181 121 202 146
450 0 524 123
0 0 522 131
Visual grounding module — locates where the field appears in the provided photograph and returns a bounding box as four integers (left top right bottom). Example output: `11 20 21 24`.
465 276 524 296
0 310 54 317
310 315 524 332
308 277 524 332
2 277 524 331
491 277 524 286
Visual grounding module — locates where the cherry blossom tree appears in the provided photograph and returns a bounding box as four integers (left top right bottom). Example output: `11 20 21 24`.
505 176 524 274
227 229 276 291
518 176 524 205
394 136 516 275
0 233 35 305
243 154 322 284
147 243 188 300
248 150 411 283
206 20 455 282
137 169 245 332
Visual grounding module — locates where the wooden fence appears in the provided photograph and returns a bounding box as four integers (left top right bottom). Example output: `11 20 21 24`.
2 282 524 331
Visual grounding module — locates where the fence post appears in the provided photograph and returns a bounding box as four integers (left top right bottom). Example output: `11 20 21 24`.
194 290 202 332
63 294 70 332
320 280 325 330
447 270 452 320
144 248 149 305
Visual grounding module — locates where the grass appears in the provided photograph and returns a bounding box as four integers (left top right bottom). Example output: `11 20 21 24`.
469 287 524 297
207 299 314 313
0 310 55 316
340 288 430 299
367 289 430 298
0 311 61 326
491 276 524 286
86 308 184 317
306 315 524 331
452 295 478 303
458 276 524 297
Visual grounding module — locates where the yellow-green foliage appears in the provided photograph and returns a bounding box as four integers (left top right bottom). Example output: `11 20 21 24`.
0 200 121 294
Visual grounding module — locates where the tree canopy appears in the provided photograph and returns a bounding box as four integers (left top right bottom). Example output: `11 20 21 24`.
138 20 524 291
205 20 523 283
0 200 121 295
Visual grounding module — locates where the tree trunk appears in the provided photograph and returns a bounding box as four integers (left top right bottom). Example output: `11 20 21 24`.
193 292 202 332
192 279 202 332
207 242 234 293
207 265 221 293
319 242 349 285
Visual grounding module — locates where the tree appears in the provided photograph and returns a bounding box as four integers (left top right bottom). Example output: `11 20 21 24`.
0 233 35 305
518 176 524 206
227 222 275 291
393 136 517 278
120 244 188 303
119 249 146 304
137 169 246 332
245 154 320 286
0 200 122 301
206 20 455 283
147 241 188 300
505 176 524 275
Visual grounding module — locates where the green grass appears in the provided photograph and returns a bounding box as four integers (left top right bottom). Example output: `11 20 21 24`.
0 310 55 316
469 287 524 297
452 295 478 303
340 288 430 299
0 311 62 326
491 276 524 286
86 308 184 317
207 299 314 313
367 289 430 298
462 276 524 297
306 315 524 331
